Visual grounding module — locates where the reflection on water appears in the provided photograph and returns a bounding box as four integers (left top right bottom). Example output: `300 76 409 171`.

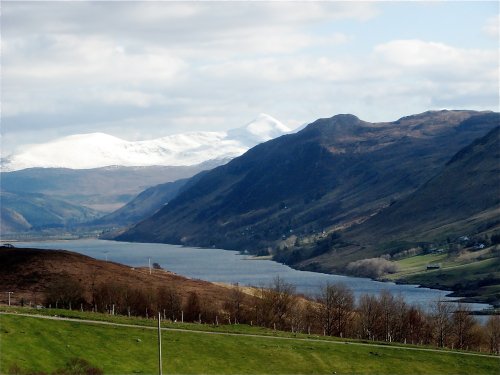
13 239 491 312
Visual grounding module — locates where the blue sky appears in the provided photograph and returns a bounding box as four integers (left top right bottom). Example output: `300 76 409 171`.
1 1 498 155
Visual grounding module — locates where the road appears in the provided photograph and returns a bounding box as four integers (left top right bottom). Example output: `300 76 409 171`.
1 311 498 359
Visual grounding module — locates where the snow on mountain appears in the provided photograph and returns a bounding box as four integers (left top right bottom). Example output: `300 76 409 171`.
226 113 291 147
2 114 291 171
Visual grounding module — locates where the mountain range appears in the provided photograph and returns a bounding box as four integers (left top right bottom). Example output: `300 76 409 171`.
2 114 290 171
0 114 291 232
117 110 499 265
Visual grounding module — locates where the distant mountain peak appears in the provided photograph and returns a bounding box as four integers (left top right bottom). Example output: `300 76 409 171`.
227 113 291 147
2 115 291 171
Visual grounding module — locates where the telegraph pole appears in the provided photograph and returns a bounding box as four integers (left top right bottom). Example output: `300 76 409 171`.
158 312 163 375
6 292 13 306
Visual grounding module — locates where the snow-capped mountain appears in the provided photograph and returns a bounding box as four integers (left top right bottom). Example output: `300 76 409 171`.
2 114 291 171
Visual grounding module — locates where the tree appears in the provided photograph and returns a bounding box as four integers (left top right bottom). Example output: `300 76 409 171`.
357 294 382 341
451 303 476 350
45 274 86 309
184 292 201 322
225 283 246 323
317 283 354 337
93 282 126 314
405 305 428 345
485 315 500 354
431 300 453 348
261 276 296 330
157 286 182 321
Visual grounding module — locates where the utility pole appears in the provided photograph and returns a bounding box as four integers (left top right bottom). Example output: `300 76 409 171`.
6 292 13 306
149 258 152 275
158 312 163 375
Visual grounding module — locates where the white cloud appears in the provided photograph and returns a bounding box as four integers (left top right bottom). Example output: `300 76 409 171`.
1 1 498 155
373 39 498 81
483 14 499 38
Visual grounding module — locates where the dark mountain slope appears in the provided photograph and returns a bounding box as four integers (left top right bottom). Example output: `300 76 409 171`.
299 126 500 272
91 168 212 228
91 178 189 227
118 111 499 252
354 126 500 240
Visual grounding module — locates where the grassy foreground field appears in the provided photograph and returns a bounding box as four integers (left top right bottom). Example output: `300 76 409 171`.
1 312 499 374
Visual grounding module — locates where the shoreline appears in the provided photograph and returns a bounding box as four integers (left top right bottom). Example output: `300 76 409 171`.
3 238 497 312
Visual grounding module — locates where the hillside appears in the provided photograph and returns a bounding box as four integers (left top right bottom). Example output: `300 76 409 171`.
0 191 101 233
0 163 215 213
0 246 242 307
299 126 500 273
118 110 499 254
90 178 189 227
350 126 500 243
92 169 210 227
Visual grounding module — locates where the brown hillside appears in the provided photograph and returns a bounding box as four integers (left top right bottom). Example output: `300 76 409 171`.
0 246 241 307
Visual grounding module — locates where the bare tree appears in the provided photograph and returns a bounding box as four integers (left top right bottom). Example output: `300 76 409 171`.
451 303 476 350
485 315 500 354
405 305 428 345
184 291 201 322
378 290 396 342
225 283 246 323
157 285 182 321
357 294 382 341
261 276 296 330
391 294 408 343
317 283 354 337
45 274 86 309
431 300 454 348
93 282 126 314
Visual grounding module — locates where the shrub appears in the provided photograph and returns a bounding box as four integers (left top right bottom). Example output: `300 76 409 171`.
346 257 399 278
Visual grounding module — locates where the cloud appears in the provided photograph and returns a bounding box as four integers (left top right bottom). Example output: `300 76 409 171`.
482 14 499 38
373 39 497 81
1 1 498 156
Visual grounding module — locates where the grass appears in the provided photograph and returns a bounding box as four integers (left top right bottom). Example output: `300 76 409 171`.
1 310 499 374
387 253 449 279
389 252 500 305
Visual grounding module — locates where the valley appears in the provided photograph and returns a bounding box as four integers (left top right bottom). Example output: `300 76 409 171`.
3 2 499 373
2 110 499 309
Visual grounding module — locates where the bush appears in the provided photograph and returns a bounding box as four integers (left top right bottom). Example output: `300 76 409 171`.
346 257 399 278
8 358 103 375
55 358 103 375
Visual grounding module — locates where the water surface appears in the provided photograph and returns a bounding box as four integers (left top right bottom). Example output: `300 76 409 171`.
11 239 490 312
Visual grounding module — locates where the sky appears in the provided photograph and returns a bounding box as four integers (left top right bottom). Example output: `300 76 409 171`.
1 1 499 156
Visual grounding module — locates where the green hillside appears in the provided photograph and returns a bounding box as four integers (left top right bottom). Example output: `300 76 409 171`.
1 312 498 375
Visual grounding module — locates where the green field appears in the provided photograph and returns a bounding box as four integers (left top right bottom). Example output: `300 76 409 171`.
1 311 499 374
388 253 449 278
385 250 500 306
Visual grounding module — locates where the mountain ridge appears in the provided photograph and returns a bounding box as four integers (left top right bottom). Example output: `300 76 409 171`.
117 110 499 253
2 114 290 171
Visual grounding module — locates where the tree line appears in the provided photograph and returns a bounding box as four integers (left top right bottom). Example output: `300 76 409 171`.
42 275 499 354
